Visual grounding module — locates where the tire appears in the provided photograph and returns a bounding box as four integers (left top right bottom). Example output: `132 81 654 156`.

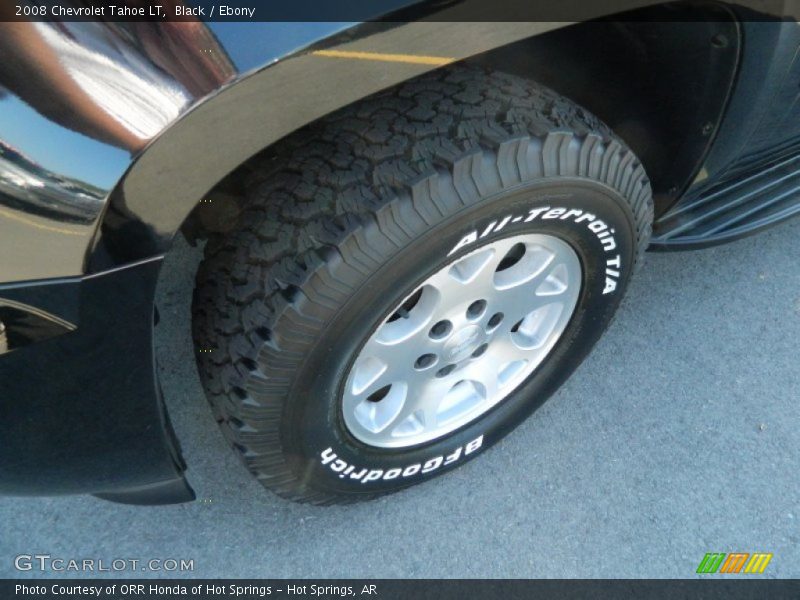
192 66 653 504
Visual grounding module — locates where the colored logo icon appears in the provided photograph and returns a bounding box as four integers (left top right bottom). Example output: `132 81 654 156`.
696 553 772 574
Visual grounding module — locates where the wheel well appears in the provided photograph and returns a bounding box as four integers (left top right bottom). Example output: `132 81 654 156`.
466 1 740 216
183 1 739 242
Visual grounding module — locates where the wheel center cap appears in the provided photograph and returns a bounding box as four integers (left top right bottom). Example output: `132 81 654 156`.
444 325 486 363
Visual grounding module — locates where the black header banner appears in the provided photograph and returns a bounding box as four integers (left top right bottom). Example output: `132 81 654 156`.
0 0 793 22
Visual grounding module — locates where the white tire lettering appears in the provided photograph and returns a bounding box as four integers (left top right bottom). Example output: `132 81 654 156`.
362 470 384 483
447 204 624 295
447 231 478 256
444 446 462 466
421 456 443 473
402 464 421 477
319 435 486 483
561 208 583 220
493 215 512 233
600 236 617 252
349 468 368 481
524 206 550 222
383 468 402 480
587 219 608 233
320 448 337 465
464 435 484 455
543 208 566 219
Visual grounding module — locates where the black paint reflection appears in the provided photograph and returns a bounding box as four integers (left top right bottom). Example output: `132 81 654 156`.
0 11 237 280
0 16 236 152
0 301 76 355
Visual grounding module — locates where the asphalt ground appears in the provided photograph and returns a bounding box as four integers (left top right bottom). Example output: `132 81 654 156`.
1 217 798 579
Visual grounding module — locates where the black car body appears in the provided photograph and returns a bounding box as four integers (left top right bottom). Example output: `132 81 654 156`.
1 0 799 504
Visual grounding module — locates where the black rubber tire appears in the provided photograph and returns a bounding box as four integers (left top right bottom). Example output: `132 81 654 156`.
192 66 653 504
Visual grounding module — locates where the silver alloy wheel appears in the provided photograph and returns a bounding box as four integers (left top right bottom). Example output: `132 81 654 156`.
342 233 582 448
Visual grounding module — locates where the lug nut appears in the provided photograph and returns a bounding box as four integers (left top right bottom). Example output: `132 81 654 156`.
436 364 456 378
467 299 487 320
429 320 453 340
415 354 437 370
487 312 504 330
471 343 488 359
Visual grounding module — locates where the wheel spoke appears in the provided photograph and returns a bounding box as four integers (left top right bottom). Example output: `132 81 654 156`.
425 246 496 329
491 255 577 325
349 356 388 396
384 373 448 440
457 336 522 399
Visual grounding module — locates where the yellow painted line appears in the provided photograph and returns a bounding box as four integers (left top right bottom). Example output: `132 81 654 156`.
312 49 454 66
0 207 85 236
